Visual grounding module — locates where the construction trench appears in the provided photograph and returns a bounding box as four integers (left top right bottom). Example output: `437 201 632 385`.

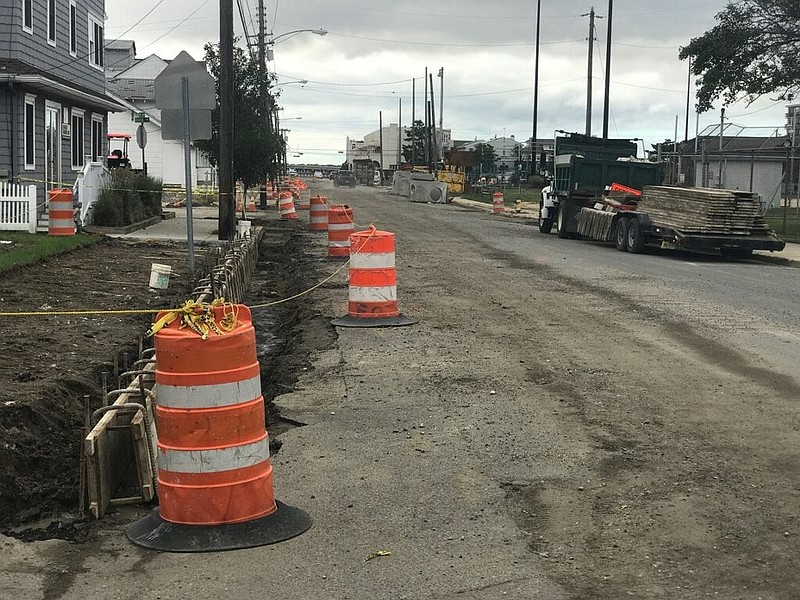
0 220 318 539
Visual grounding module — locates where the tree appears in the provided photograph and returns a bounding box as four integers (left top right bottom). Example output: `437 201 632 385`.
473 142 497 174
194 42 282 190
402 120 426 164
679 0 800 112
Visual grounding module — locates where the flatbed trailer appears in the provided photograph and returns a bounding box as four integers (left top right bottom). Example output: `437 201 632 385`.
578 205 786 257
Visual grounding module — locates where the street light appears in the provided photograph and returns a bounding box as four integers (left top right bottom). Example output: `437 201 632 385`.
270 29 327 46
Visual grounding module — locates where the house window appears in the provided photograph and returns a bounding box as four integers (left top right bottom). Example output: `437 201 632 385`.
22 0 33 32
91 117 103 162
47 0 56 45
71 111 85 169
69 2 77 55
24 96 35 169
88 14 103 68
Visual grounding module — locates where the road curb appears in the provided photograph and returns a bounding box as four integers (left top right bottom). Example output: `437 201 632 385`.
451 197 537 220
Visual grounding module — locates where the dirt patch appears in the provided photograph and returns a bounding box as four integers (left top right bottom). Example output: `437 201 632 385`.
0 226 329 537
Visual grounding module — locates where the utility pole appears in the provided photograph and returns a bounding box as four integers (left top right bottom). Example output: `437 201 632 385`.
601 0 612 139
429 72 438 166
423 68 429 165
218 0 235 240
718 107 725 188
257 0 270 207
397 96 402 168
438 67 444 130
532 0 541 176
582 7 601 137
411 78 416 165
378 110 384 182
684 56 692 142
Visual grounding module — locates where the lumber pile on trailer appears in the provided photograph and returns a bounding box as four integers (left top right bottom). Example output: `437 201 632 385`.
638 186 773 236
578 207 616 241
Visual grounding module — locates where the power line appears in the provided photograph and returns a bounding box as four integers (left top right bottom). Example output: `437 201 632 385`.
40 0 169 77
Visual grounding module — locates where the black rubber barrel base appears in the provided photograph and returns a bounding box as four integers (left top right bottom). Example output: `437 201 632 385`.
126 500 312 553
331 314 416 328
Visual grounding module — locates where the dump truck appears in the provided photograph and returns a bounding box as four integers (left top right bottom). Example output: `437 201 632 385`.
539 132 661 236
539 132 785 257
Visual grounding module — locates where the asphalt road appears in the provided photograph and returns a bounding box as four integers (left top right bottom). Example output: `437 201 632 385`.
423 195 800 389
4 181 799 600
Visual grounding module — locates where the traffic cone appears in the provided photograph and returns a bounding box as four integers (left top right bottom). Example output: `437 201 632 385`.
327 204 354 259
331 227 416 328
492 191 505 214
127 305 311 552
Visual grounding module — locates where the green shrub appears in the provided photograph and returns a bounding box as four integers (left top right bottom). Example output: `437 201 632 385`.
92 170 163 227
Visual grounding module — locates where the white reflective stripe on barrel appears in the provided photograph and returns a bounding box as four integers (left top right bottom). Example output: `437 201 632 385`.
328 223 353 231
157 375 262 409
159 435 270 473
328 241 349 248
49 219 75 227
348 285 397 302
350 252 395 269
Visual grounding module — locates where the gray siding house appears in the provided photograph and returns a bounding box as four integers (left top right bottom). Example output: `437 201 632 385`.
0 0 121 208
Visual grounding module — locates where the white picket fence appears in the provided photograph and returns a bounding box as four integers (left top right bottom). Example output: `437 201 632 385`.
0 182 38 233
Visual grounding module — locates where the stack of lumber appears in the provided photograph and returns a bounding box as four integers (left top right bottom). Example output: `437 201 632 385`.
578 207 616 241
638 186 773 236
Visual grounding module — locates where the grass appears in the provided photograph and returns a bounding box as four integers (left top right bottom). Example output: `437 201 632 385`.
0 232 102 273
460 187 543 205
764 207 800 244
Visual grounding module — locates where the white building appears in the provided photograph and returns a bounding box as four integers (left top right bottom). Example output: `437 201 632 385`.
460 135 523 174
105 41 210 186
346 124 452 170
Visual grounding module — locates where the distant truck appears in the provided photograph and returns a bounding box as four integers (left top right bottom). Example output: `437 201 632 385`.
352 159 377 185
539 132 785 257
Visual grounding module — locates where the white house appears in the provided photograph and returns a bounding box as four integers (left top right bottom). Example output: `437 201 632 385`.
104 41 210 187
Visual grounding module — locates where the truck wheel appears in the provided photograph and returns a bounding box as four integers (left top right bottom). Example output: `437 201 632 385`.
556 204 570 239
615 218 629 251
539 203 553 234
626 218 646 253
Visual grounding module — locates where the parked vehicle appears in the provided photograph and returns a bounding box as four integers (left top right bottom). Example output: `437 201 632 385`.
333 170 357 188
540 132 661 236
540 132 785 256
313 171 324 179
106 133 132 169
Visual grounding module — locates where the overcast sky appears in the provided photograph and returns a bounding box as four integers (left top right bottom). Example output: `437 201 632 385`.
106 0 789 166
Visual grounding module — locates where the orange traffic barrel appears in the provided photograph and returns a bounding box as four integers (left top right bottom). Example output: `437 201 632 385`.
296 188 311 210
492 191 505 214
327 204 354 259
278 191 297 220
331 227 415 328
48 189 75 236
127 304 311 552
309 195 328 231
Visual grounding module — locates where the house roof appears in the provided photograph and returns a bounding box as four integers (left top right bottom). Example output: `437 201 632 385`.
0 58 123 112
106 77 155 101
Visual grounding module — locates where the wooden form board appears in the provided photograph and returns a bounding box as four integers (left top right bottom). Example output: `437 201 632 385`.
84 361 158 519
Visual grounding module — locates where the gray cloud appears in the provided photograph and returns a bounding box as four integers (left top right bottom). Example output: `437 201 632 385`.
106 0 786 164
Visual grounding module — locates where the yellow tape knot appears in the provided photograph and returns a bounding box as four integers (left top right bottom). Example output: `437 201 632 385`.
146 299 240 339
